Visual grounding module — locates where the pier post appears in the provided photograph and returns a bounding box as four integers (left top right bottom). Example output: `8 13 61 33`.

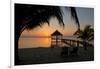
70 40 71 46
77 40 79 47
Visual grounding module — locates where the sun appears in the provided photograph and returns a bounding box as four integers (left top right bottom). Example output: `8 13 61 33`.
42 31 50 36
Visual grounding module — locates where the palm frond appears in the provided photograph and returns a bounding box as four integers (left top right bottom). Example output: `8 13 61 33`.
15 4 64 33
70 7 80 30
74 25 94 41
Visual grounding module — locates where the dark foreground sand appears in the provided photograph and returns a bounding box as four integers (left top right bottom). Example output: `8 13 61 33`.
17 46 94 65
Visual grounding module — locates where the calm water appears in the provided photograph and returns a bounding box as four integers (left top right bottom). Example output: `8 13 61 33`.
19 36 93 48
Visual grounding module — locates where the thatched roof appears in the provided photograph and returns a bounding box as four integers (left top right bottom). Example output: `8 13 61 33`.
51 30 63 36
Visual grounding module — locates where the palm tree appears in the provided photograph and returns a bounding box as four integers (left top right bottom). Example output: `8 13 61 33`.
74 25 94 50
15 3 80 65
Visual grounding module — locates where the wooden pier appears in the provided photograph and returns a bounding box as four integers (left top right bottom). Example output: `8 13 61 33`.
61 39 93 47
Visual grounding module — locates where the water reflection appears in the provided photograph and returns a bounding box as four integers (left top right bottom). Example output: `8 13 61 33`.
19 37 51 48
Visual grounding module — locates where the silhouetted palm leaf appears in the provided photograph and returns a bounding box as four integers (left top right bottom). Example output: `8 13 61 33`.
15 4 64 34
74 25 94 41
70 7 80 29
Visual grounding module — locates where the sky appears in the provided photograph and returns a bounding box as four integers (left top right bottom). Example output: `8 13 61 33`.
18 6 94 48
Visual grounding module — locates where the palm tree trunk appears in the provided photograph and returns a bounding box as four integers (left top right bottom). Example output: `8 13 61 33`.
83 40 87 50
15 29 21 65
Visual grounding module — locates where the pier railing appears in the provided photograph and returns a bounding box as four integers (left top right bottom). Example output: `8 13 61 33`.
61 39 93 47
